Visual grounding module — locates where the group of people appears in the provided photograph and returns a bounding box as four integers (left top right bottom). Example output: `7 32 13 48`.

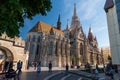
0 60 23 79
94 63 115 80
0 60 23 73
32 61 69 74
104 63 114 80
32 61 52 73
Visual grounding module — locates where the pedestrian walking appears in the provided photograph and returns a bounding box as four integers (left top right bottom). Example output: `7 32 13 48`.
5 67 17 80
94 68 99 78
109 68 114 80
34 61 37 70
96 64 99 70
3 61 9 72
17 60 22 73
36 61 41 73
65 64 69 75
48 61 52 72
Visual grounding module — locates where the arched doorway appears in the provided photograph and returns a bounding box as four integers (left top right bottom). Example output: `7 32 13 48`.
0 46 14 64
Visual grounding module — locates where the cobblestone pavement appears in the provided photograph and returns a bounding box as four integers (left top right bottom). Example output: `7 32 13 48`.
99 73 120 80
49 72 66 80
2 67 120 80
19 70 62 80
65 74 80 80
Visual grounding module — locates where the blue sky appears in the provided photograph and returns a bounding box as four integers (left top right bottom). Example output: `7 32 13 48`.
20 0 110 48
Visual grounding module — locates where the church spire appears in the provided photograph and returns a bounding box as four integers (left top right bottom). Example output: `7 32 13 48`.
70 3 80 30
57 14 61 30
74 3 77 17
88 27 94 42
66 19 69 30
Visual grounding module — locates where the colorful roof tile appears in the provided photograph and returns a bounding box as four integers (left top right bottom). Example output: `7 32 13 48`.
29 21 64 35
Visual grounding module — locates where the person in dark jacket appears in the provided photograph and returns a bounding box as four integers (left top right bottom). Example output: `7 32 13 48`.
48 61 52 72
65 64 69 75
3 61 9 72
17 60 22 72
109 68 114 80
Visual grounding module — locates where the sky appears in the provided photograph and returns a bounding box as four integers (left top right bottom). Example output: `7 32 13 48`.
19 0 110 48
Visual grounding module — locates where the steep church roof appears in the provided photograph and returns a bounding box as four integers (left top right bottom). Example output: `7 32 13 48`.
104 0 114 12
29 21 64 35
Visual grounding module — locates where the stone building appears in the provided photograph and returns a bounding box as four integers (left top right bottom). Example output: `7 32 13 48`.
101 47 111 64
25 3 103 67
0 33 27 70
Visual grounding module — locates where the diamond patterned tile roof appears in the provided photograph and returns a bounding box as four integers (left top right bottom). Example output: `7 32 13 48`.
29 21 64 35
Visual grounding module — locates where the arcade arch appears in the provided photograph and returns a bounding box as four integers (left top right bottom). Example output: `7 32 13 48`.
0 46 14 64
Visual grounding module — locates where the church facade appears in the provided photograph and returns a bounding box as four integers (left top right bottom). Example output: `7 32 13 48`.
25 4 103 67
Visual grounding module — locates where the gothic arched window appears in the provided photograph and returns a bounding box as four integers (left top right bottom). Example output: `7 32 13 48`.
32 35 35 42
55 42 58 56
28 36 31 41
65 44 67 56
30 44 35 54
37 36 41 42
49 42 53 55
80 43 83 55
36 45 39 55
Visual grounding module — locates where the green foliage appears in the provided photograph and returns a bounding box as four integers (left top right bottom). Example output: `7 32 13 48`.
0 0 52 38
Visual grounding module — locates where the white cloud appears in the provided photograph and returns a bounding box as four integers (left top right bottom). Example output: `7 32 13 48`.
78 0 102 20
62 0 104 21
93 26 107 33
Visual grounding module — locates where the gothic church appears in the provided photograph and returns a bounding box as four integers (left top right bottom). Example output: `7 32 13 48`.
25 4 103 67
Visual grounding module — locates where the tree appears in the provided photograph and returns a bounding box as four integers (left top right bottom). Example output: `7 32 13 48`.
0 0 52 38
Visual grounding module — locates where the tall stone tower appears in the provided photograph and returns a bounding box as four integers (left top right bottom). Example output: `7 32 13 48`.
70 3 80 30
104 0 120 64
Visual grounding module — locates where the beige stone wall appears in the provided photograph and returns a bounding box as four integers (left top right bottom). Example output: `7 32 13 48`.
0 33 27 70
26 32 71 67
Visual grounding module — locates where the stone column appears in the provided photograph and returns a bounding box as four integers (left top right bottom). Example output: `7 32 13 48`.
83 41 88 65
